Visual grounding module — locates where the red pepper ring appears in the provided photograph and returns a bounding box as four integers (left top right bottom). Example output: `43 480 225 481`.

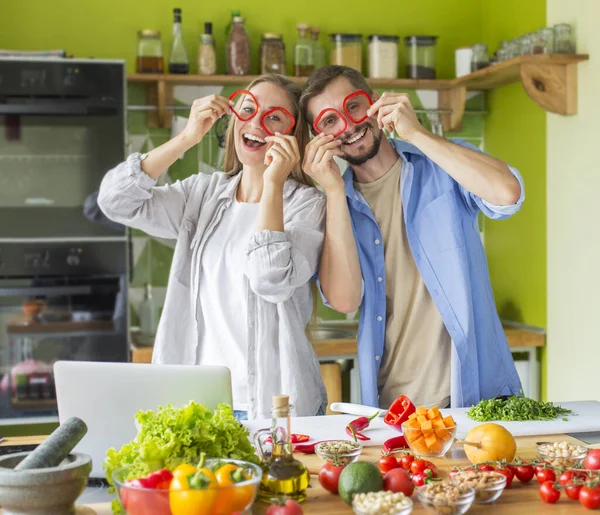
384 395 416 433
228 89 259 122
343 90 374 125
260 106 296 136
312 107 348 138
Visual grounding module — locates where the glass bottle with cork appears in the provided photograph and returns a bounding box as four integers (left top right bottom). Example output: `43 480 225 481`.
294 23 314 77
227 16 251 75
254 395 310 503
198 22 216 75
310 27 326 70
168 8 189 73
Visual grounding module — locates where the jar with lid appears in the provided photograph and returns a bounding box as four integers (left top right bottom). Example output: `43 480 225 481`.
137 30 164 74
471 43 489 71
260 33 286 74
537 27 555 54
554 23 575 53
519 33 534 55
310 27 326 70
330 34 362 72
227 16 251 75
198 22 216 75
294 23 314 77
368 35 399 79
404 36 438 79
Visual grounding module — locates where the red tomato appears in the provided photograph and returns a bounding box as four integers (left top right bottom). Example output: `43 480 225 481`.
584 449 600 471
384 468 415 496
400 454 415 471
379 454 400 474
559 470 587 486
539 480 561 504
265 499 304 515
514 463 534 483
579 486 600 510
536 468 556 485
411 471 428 487
495 467 514 488
566 484 583 501
410 459 429 475
318 462 345 494
423 460 438 477
477 465 495 472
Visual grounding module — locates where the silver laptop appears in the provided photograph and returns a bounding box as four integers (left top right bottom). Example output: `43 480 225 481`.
54 361 233 478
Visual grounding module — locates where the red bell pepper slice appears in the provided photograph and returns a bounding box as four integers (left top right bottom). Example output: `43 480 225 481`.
121 469 172 515
384 395 416 430
264 433 310 445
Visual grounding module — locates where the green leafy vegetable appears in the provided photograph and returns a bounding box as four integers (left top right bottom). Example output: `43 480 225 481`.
104 402 258 514
466 394 573 422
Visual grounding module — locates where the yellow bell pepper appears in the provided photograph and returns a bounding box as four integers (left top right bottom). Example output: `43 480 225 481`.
169 455 218 515
212 463 254 515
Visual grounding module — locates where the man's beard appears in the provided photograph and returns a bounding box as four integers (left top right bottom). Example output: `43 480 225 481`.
340 122 383 166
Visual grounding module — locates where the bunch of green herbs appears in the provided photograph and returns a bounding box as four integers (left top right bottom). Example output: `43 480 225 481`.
466 393 573 422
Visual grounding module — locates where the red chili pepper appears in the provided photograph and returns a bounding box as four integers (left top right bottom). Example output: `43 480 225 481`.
384 395 416 430
346 411 379 441
294 439 336 454
264 433 310 445
382 435 409 453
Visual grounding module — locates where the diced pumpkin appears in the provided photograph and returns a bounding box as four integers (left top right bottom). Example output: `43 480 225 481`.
405 428 423 443
435 428 452 442
428 436 446 454
427 407 441 420
408 413 418 420
416 406 427 416
417 415 428 427
421 420 434 437
424 432 438 449
442 415 456 428
432 418 446 430
411 436 429 455
404 418 420 430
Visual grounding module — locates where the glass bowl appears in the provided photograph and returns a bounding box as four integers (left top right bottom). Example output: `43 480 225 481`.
417 485 475 515
537 441 588 468
402 422 456 458
315 440 363 465
450 470 506 504
353 494 413 515
113 458 262 515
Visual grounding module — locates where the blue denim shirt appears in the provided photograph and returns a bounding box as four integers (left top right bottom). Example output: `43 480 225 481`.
325 138 524 409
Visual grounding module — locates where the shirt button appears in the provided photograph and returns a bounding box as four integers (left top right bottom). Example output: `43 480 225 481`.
375 239 380 245
375 355 380 361
377 276 383 282
377 316 383 322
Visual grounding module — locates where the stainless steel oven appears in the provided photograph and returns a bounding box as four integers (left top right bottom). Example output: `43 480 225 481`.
0 58 129 424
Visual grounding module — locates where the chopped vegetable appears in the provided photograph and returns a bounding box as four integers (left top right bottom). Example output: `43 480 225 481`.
466 394 573 422
402 406 455 454
383 395 416 430
104 402 258 514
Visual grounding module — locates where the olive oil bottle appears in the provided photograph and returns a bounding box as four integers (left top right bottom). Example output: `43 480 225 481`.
254 395 310 503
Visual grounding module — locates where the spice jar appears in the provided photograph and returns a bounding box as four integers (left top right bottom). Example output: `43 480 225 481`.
404 36 437 79
554 23 575 53
260 33 286 74
537 27 555 54
368 35 399 79
519 34 534 55
311 27 326 70
471 43 489 72
137 30 164 74
330 34 362 72
295 23 314 77
198 22 216 75
227 16 250 75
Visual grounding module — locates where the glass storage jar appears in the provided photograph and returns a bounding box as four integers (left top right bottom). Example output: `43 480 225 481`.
137 30 164 74
260 33 286 74
227 16 250 75
294 24 314 76
330 34 363 72
537 27 555 54
404 35 438 79
368 35 399 79
554 23 575 53
198 22 216 75
471 43 489 71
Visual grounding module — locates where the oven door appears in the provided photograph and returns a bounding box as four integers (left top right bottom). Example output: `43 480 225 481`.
0 276 128 423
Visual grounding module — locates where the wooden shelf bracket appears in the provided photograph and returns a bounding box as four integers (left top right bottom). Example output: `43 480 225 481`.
520 60 579 115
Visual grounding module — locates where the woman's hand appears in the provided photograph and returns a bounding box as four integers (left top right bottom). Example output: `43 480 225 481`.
263 134 301 188
302 133 344 195
182 94 231 146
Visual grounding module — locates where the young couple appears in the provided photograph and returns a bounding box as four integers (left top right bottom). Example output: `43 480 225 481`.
99 66 525 421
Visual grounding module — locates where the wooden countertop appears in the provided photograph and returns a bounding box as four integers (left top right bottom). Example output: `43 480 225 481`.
1 432 596 514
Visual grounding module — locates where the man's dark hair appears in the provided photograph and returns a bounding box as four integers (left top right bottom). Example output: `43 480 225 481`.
300 65 373 124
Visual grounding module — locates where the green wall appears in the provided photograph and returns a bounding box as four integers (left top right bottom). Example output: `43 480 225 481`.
481 0 548 398
0 0 482 79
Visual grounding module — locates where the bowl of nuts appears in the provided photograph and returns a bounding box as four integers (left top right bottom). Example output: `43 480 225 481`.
417 481 475 515
537 441 588 468
353 491 413 515
450 470 506 504
315 440 363 466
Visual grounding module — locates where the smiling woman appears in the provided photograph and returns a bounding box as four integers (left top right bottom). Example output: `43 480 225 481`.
97 74 328 420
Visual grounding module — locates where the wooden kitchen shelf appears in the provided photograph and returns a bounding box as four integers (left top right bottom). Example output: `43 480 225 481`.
128 53 589 130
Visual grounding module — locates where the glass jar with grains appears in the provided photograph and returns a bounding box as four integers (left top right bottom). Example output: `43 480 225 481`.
198 22 216 75
368 35 399 79
137 30 164 73
227 16 250 75
260 33 286 74
330 34 362 72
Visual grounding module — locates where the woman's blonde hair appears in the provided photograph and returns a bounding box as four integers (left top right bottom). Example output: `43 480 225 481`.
223 74 314 187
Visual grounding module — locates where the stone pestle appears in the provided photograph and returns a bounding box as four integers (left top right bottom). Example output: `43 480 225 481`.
14 417 88 471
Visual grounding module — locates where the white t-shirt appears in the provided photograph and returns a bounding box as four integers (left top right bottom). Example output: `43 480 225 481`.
196 198 260 411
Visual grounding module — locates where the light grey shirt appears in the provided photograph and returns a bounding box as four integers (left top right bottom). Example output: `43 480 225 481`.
98 153 328 419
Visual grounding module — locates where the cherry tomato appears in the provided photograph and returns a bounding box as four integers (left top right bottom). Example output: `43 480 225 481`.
566 484 583 501
514 463 535 483
539 480 561 504
536 468 556 485
559 470 587 486
584 449 600 471
379 454 400 474
495 467 514 488
579 485 600 510
384 468 414 496
410 459 429 475
318 462 345 495
400 454 415 471
477 464 495 472
423 460 438 477
411 471 428 487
